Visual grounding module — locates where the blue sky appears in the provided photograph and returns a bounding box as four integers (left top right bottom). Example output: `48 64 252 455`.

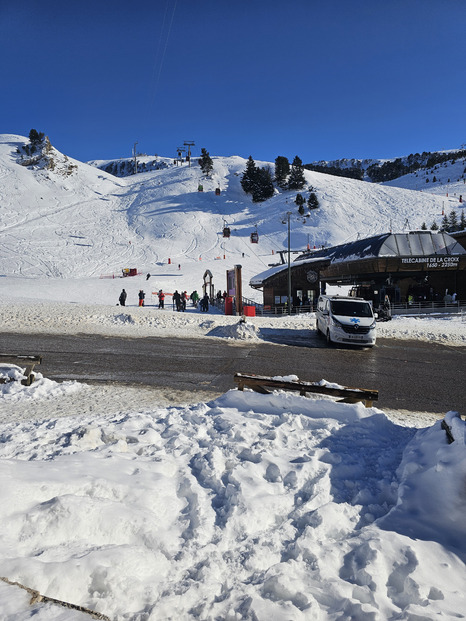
2 0 465 164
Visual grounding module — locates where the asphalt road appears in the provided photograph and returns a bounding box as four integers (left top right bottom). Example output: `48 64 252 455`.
1 331 464 414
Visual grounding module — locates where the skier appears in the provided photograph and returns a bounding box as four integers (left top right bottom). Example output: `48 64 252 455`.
190 290 199 308
173 290 181 311
146 273 151 281
119 289 127 306
158 289 165 309
138 290 145 307
181 291 187 311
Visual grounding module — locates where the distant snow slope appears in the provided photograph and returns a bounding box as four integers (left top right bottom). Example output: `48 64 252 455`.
0 134 463 289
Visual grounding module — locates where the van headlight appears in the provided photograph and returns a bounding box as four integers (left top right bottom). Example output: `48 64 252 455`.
330 317 343 328
369 320 376 330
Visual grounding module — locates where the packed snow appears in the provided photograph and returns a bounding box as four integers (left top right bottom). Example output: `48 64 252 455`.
1 134 465 619
1 274 466 347
1 372 465 620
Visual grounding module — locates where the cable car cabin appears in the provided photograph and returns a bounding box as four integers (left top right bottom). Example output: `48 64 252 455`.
215 188 221 196
250 232 259 243
223 227 231 238
198 184 204 192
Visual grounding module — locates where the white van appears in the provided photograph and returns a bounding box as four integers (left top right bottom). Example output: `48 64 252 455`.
316 295 376 347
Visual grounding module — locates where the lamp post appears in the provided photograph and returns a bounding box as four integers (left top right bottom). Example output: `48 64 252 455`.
133 142 138 174
286 211 292 315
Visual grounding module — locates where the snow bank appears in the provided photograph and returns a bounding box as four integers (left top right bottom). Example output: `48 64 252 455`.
0 377 465 620
1 294 465 346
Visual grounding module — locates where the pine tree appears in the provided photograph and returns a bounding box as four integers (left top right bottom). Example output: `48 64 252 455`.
252 166 274 202
287 155 306 190
420 222 427 230
274 156 290 189
198 148 213 176
440 214 449 231
241 156 257 194
307 192 319 210
295 193 305 208
431 221 439 231
460 210 466 231
29 128 44 146
28 128 45 154
448 210 458 232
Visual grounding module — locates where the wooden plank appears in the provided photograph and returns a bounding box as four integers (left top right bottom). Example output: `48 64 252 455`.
441 419 455 444
234 373 378 407
0 354 42 363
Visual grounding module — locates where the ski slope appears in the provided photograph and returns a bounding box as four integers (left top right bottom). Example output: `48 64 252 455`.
0 134 464 300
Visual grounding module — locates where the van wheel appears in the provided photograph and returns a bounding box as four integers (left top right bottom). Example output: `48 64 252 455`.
326 330 333 345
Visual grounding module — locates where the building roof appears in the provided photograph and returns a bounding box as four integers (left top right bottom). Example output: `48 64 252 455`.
250 231 466 287
249 256 328 288
296 231 466 263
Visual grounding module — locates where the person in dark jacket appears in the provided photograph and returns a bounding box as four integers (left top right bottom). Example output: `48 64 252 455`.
201 293 209 312
119 289 127 306
173 290 181 311
138 290 145 307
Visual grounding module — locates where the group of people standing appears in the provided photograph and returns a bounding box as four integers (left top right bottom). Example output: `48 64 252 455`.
118 287 210 311
173 290 188 312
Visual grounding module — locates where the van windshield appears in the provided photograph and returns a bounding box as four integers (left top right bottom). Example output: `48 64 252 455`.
330 300 373 318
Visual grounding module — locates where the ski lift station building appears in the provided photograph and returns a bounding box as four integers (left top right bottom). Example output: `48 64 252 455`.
250 231 466 310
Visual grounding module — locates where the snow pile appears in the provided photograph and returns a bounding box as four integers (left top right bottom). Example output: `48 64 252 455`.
1 286 466 346
0 363 25 383
0 371 82 403
376 313 466 345
0 381 464 620
205 318 261 340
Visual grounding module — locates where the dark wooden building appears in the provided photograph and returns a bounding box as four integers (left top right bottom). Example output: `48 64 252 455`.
250 231 466 309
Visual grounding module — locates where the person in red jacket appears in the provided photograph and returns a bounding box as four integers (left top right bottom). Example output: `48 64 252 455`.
158 290 165 309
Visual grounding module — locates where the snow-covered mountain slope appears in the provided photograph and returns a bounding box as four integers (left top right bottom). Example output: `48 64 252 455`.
383 156 466 198
307 149 466 187
0 134 463 298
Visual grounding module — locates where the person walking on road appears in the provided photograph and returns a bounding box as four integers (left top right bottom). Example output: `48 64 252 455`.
119 289 127 306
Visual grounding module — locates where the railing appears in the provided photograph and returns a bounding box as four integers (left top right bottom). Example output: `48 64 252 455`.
240 299 466 318
241 300 314 316
390 300 465 315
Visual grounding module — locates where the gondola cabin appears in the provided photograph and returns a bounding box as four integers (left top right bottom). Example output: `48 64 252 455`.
198 184 204 192
215 187 221 196
250 232 259 243
223 227 231 238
